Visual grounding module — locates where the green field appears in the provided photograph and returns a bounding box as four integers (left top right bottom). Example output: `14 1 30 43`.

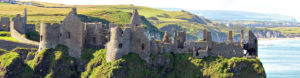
0 1 250 41
0 31 19 42
269 27 300 35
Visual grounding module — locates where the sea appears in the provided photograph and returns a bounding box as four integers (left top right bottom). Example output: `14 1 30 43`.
258 39 300 78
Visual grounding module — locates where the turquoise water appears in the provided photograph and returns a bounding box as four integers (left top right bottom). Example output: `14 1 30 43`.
259 39 300 78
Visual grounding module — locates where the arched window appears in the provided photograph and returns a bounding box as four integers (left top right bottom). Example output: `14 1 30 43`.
40 35 43 41
67 32 71 39
59 33 62 38
141 43 145 50
119 43 123 48
93 37 96 43
120 31 124 36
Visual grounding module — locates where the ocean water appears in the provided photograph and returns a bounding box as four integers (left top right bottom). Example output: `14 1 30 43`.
258 39 300 78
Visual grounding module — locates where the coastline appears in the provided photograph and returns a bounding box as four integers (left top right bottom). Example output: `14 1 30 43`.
258 37 300 45
258 37 300 41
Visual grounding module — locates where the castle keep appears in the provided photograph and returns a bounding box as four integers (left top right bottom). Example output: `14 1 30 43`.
39 8 108 58
1 8 258 61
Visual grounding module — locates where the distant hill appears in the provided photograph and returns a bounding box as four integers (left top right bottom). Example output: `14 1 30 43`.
160 8 297 22
0 2 286 42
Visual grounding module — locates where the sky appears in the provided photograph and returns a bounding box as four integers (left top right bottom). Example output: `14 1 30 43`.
20 0 300 21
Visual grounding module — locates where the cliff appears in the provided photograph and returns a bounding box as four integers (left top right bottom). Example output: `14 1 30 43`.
0 46 266 78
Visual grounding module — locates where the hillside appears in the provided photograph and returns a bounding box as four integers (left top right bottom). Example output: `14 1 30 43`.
0 2 247 42
0 46 266 78
0 2 285 42
159 8 297 22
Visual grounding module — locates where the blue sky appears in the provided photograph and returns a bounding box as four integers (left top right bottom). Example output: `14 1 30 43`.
21 0 300 21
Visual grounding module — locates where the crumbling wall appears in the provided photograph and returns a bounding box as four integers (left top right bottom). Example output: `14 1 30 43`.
25 24 36 33
106 27 131 62
59 9 84 58
38 23 60 51
10 21 39 45
11 14 25 34
208 42 244 58
130 27 151 62
0 17 10 31
84 22 107 49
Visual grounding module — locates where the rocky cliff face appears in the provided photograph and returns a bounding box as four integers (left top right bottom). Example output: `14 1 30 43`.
252 30 285 38
83 52 266 78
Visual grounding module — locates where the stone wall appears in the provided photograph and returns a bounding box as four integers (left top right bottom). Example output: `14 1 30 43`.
130 27 151 62
11 14 25 34
10 22 39 45
208 42 244 58
0 17 10 31
106 27 131 62
25 24 36 33
38 23 60 51
84 22 107 49
59 9 84 58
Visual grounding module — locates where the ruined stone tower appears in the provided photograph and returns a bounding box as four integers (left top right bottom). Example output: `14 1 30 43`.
106 27 131 61
227 31 233 43
240 30 244 47
38 23 60 51
38 8 111 58
23 8 27 26
245 30 258 56
130 9 141 29
174 29 186 48
162 31 172 44
59 8 84 58
106 9 151 62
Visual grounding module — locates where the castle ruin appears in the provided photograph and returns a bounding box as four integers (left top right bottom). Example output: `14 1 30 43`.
0 8 36 33
0 8 258 61
105 9 258 62
0 8 39 46
38 8 108 58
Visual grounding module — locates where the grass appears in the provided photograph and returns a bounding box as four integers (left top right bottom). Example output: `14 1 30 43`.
0 31 19 42
0 2 257 41
26 45 77 78
80 49 265 78
0 46 265 78
269 27 300 35
81 49 107 78
202 56 265 78
0 31 10 36
0 52 19 67
0 36 19 42
0 49 7 55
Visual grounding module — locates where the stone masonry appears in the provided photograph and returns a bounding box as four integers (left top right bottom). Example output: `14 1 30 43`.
105 9 258 63
38 8 108 58
36 8 258 61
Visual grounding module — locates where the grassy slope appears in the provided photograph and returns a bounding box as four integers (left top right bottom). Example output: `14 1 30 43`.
0 31 19 42
25 45 77 78
0 46 265 78
0 2 249 40
268 27 300 36
0 52 19 67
